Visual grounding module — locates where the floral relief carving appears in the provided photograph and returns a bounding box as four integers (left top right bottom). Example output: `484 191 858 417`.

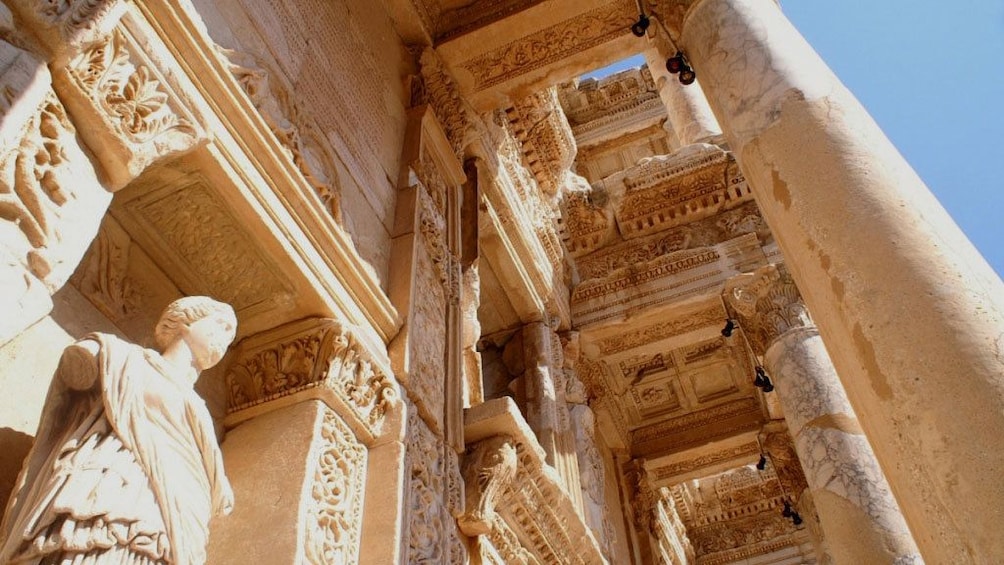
406 407 449 563
68 29 197 147
304 407 367 564
227 320 399 436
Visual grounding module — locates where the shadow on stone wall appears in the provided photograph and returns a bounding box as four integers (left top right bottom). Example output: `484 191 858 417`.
0 427 33 510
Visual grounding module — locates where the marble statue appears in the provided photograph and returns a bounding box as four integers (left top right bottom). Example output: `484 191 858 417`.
0 297 238 565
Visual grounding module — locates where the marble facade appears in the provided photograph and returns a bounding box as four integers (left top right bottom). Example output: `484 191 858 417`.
1 0 1000 563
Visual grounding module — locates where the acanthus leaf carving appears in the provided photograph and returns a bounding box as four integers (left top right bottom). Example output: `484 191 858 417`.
227 319 399 437
724 263 812 355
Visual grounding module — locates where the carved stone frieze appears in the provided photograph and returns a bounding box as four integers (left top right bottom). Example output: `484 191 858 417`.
304 406 367 564
417 48 482 158
559 175 616 258
571 233 766 328
459 3 635 92
226 318 399 439
671 463 810 564
591 302 721 356
58 17 205 188
606 143 751 239
507 87 577 197
649 441 760 483
219 47 342 223
572 201 769 282
724 263 812 355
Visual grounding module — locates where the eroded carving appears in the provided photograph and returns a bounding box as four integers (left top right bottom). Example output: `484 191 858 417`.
304 407 367 564
220 47 342 222
459 435 518 536
725 263 812 355
227 319 398 437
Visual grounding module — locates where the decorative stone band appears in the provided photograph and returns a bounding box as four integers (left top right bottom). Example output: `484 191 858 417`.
723 262 812 356
225 318 401 444
462 398 606 564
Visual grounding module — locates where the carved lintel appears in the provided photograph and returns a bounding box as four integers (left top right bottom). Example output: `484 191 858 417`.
458 435 518 536
226 318 400 440
723 263 812 355
5 0 127 63
54 10 206 189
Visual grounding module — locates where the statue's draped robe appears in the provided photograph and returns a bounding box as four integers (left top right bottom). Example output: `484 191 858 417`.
0 334 231 565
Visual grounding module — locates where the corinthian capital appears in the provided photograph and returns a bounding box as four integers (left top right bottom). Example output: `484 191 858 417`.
723 263 813 355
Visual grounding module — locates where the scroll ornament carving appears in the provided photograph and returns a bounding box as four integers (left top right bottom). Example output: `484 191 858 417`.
418 48 481 158
226 320 398 435
725 264 812 355
458 435 518 536
220 47 342 222
0 91 79 283
407 408 449 563
67 29 198 152
460 3 634 91
304 407 367 564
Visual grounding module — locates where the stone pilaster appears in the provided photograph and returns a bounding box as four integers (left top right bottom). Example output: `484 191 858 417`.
217 318 407 565
521 321 584 510
726 264 920 564
669 0 1004 559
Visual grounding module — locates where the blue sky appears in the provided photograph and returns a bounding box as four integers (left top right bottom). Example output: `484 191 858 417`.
584 1 1003 276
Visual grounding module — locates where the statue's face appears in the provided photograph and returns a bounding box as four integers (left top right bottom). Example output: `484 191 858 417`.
183 314 237 372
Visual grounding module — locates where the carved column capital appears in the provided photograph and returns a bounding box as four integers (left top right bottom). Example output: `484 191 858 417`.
724 263 813 355
226 318 400 441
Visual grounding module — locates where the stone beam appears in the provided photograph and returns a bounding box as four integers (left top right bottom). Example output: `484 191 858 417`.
435 0 641 111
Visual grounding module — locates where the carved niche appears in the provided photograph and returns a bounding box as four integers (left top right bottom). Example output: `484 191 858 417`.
226 318 399 441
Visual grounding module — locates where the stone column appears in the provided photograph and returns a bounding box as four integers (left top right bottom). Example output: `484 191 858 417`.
670 0 1004 560
726 264 920 564
643 44 721 146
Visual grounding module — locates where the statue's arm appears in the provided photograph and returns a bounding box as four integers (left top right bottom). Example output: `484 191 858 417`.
56 339 101 391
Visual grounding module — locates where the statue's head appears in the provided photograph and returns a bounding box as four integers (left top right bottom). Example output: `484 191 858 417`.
155 296 238 372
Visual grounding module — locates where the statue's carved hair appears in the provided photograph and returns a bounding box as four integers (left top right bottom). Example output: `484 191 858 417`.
154 296 237 352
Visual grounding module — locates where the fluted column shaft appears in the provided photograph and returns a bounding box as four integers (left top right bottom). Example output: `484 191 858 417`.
728 265 920 564
674 0 1004 560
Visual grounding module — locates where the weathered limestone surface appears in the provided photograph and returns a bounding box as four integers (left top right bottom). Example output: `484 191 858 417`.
676 0 1004 560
